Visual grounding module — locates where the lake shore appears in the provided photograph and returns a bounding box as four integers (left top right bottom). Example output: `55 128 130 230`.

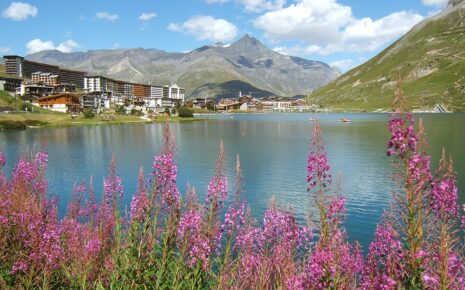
0 112 205 130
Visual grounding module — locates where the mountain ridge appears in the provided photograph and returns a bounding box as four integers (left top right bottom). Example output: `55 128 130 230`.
26 35 339 99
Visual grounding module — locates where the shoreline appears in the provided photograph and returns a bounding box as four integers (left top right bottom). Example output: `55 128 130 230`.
0 113 206 131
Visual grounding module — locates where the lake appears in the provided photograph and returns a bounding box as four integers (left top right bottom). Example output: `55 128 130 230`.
1 113 464 250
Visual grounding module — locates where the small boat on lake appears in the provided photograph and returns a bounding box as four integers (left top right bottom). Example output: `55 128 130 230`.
340 118 351 123
309 118 316 122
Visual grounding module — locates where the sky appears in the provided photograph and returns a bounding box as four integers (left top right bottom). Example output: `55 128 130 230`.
0 0 449 72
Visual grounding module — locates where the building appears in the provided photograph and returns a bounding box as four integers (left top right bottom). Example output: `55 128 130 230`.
133 83 150 98
161 84 185 101
3 55 60 78
123 83 133 98
37 93 81 113
18 83 54 101
3 55 85 89
0 75 22 92
60 68 85 89
31 72 59 86
150 85 163 99
81 92 110 112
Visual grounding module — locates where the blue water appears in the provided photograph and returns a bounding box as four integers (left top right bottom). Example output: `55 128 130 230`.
1 113 464 250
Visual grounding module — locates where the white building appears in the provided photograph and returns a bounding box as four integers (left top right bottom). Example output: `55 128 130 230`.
150 85 163 99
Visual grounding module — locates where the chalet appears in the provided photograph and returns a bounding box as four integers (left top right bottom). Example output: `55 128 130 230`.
37 93 81 113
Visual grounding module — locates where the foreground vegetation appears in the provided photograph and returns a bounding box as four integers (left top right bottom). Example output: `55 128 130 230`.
0 84 464 289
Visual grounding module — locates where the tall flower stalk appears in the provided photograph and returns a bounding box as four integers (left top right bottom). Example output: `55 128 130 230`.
386 78 432 288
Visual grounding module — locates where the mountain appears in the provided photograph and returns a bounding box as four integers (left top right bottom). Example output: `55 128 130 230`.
26 35 339 99
309 0 465 111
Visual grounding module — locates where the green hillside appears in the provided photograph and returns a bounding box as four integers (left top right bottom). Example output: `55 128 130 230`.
310 2 465 112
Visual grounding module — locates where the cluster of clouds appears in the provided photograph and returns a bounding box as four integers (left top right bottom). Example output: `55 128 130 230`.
26 39 79 54
168 0 427 62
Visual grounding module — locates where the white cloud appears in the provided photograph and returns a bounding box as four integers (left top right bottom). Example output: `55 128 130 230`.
2 2 38 21
0 47 12 54
168 16 238 43
96 11 119 21
256 0 423 56
254 0 352 43
56 40 79 53
139 12 157 21
206 0 286 13
329 59 356 72
26 38 80 54
422 0 448 7
342 11 424 52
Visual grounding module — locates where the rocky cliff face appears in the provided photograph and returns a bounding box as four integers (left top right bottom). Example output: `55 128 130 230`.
26 35 340 99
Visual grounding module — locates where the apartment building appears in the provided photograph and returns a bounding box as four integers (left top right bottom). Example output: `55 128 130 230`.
60 68 85 89
133 83 150 98
31 72 59 86
150 85 163 99
4 55 85 88
162 84 185 101
3 55 60 78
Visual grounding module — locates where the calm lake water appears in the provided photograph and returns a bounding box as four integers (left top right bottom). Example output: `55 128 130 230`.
1 113 464 250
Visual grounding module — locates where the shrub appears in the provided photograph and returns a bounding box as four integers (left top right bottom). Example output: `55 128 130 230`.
21 102 32 112
130 108 143 116
82 108 95 119
177 106 194 118
115 105 126 115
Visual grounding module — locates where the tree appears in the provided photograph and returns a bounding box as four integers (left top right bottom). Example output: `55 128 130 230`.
177 106 194 118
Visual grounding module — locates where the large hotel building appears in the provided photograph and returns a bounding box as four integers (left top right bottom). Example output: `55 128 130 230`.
3 55 85 89
2 55 185 103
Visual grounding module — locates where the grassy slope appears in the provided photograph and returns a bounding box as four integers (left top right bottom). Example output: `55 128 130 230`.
310 7 465 112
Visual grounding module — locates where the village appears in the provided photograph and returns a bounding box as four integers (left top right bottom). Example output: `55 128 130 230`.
0 55 312 116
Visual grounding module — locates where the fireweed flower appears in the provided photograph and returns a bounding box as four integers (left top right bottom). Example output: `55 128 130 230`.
408 153 432 183
387 113 417 158
0 152 5 167
152 152 180 210
177 209 210 269
431 177 458 219
206 140 228 206
103 155 124 203
11 151 49 196
130 167 150 223
431 151 458 219
307 121 331 190
362 223 405 289
328 196 345 225
221 202 246 236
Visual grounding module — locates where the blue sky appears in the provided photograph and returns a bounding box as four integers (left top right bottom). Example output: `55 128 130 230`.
0 0 448 71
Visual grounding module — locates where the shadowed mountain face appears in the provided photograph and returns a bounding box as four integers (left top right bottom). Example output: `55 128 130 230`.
310 0 465 111
26 35 339 99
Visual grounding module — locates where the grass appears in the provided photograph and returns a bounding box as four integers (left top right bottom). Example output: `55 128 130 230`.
0 112 203 130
